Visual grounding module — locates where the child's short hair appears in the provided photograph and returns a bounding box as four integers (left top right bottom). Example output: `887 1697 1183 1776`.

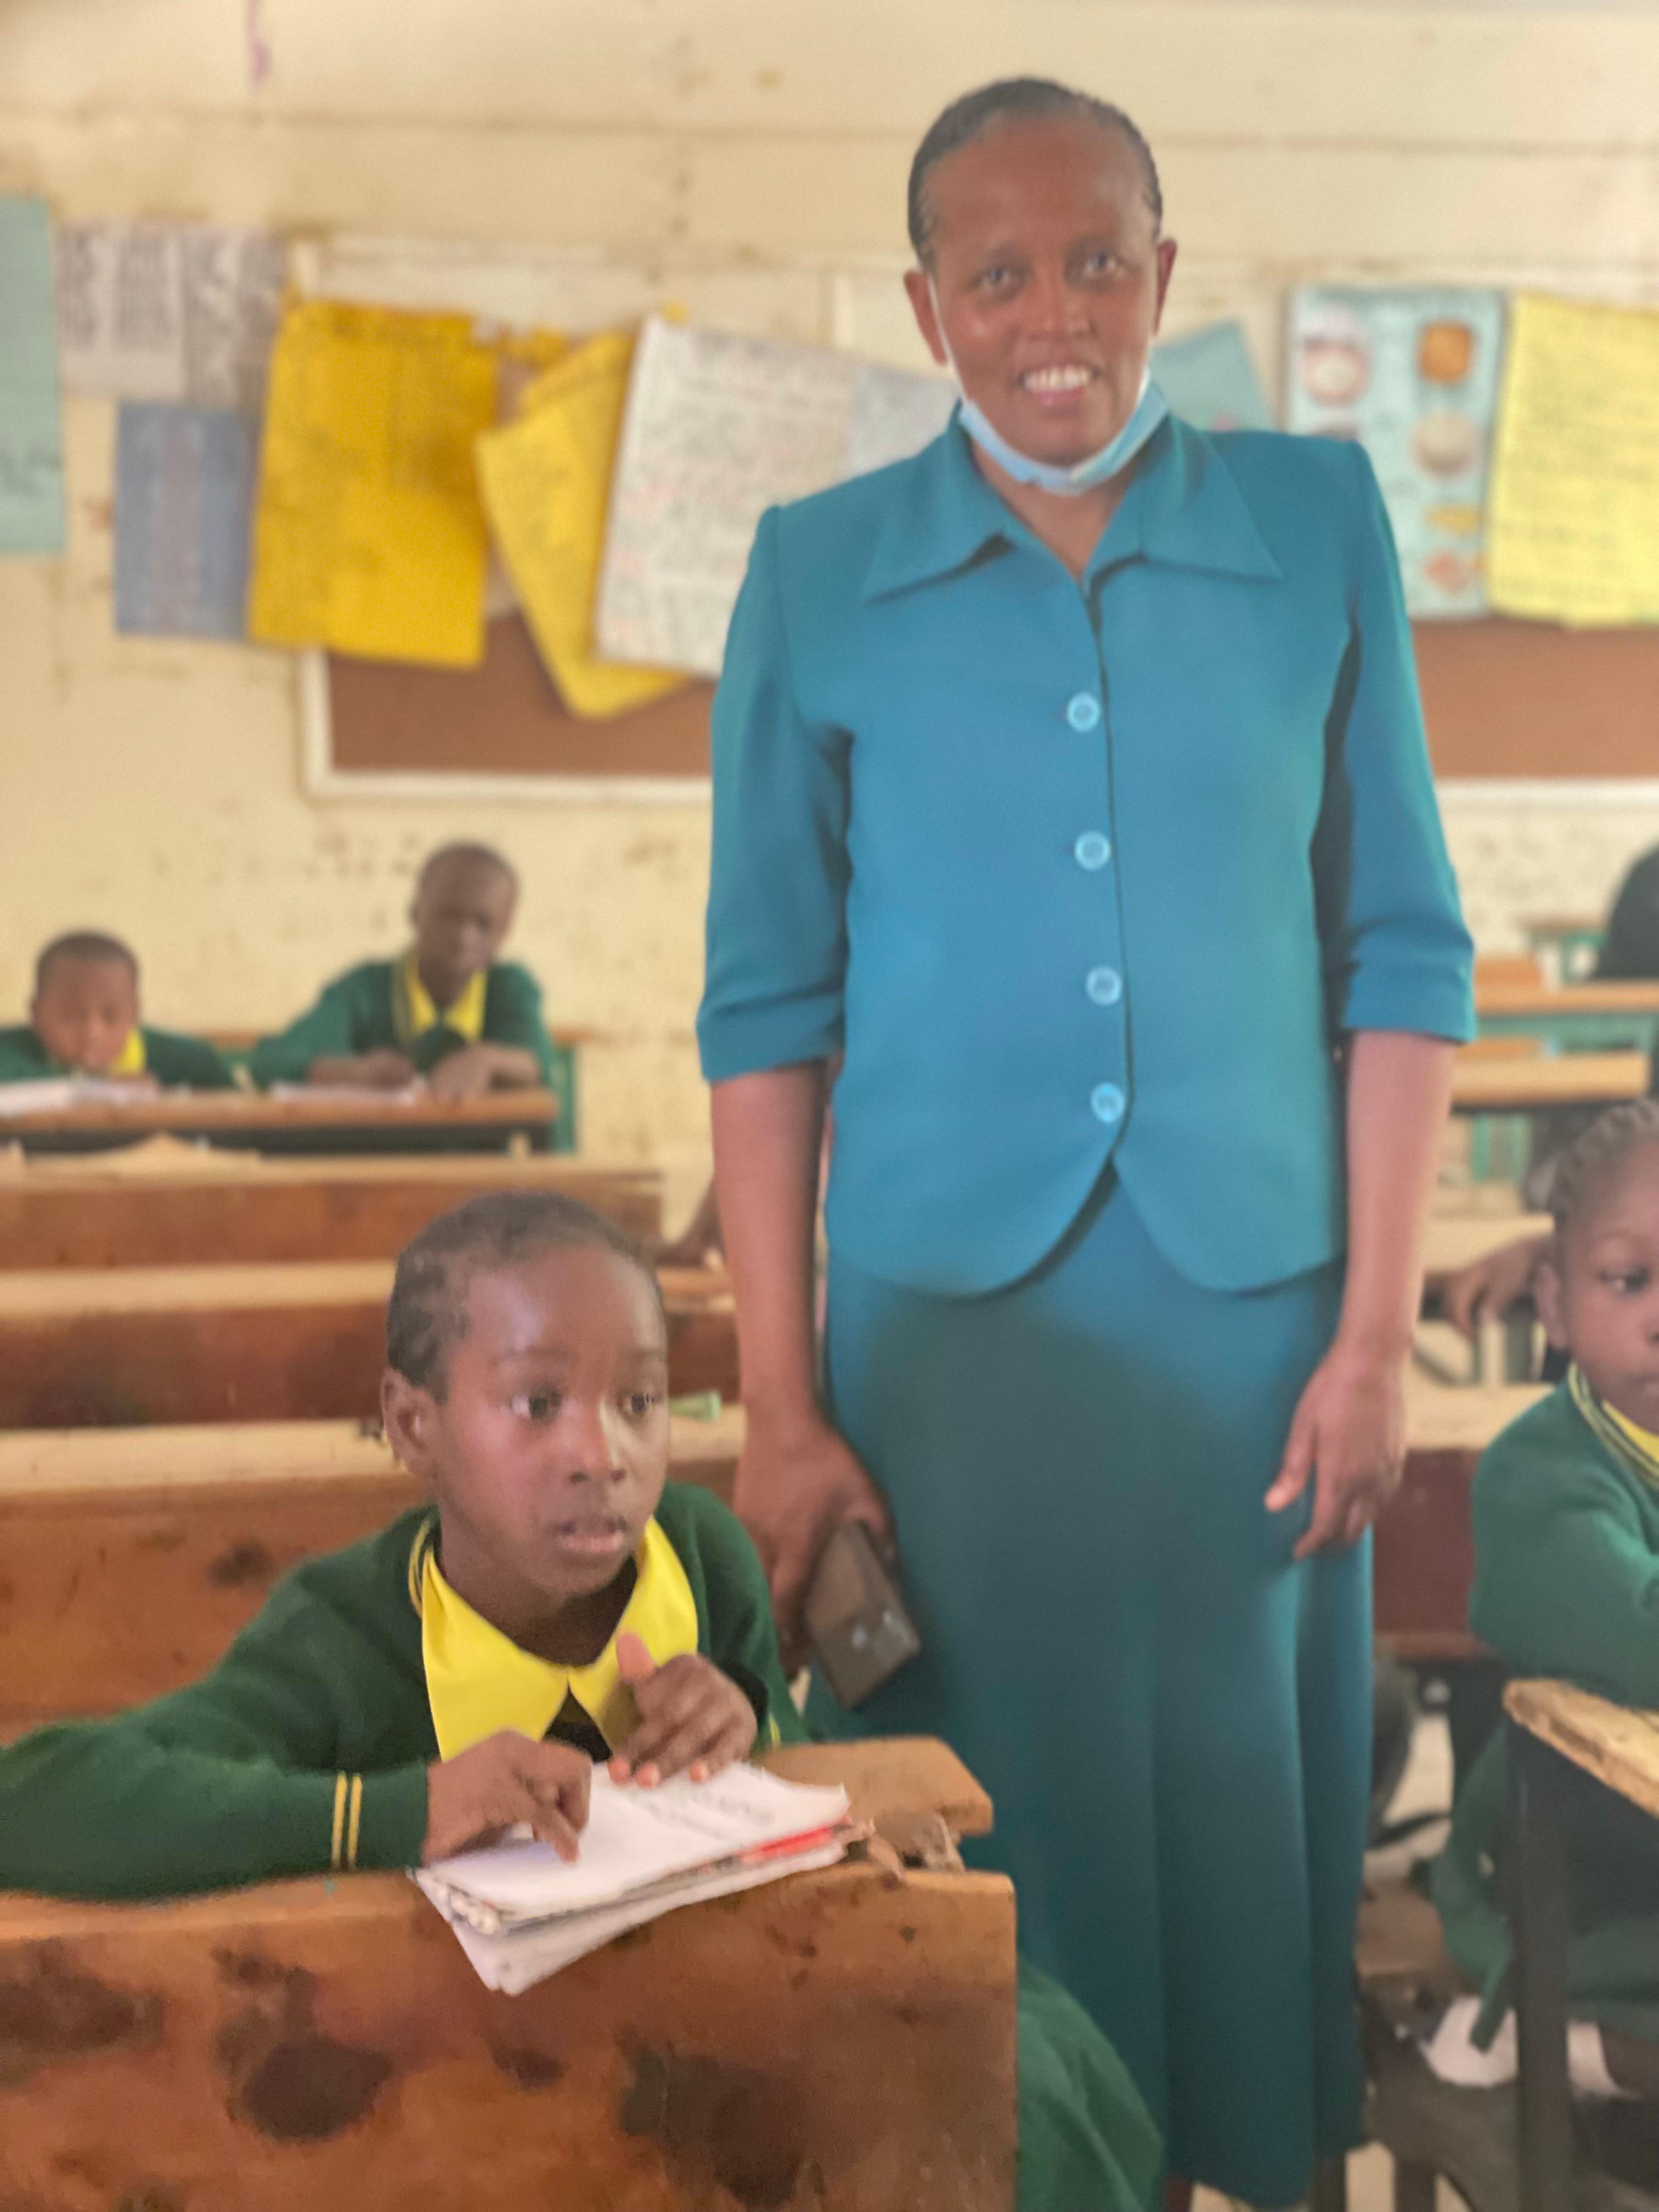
1548 1098 1659 1243
386 1190 664 1398
416 843 518 894
35 932 138 994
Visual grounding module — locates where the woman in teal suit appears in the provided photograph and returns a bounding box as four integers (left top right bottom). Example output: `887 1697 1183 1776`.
698 79 1474 2204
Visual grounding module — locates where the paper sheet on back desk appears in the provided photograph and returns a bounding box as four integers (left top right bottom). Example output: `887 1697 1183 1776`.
594 315 954 679
247 299 496 667
476 331 686 718
1487 293 1659 627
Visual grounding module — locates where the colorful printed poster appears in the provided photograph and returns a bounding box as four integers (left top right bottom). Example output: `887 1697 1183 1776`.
476 332 686 718
1152 321 1272 432
1286 287 1505 619
0 196 66 556
1487 294 1659 628
248 299 496 667
114 404 258 639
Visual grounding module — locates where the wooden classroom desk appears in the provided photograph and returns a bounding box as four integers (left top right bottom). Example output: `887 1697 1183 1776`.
1449 1049 1651 1115
0 1085 559 1158
0 1737 1017 2212
1502 1681 1659 2212
1373 1378 1548 1661
0 1150 663 1267
0 1410 746 1726
1475 978 1659 1058
0 1260 737 1427
1420 1211 1550 1291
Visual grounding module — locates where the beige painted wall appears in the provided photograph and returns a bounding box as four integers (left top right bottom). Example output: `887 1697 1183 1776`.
3 0 1658 1178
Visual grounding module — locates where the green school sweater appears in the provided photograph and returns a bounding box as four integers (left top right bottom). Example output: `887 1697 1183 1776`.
1431 1377 1659 2039
247 960 555 1089
0 1484 799 1904
0 1024 235 1089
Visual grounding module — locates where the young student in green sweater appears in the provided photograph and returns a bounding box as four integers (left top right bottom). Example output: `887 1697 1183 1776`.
0 931 234 1090
249 843 555 1102
0 1189 1159 2210
1432 1099 1659 2115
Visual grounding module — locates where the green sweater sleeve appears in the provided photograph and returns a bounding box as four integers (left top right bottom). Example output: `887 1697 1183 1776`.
0 1600 428 1901
484 963 557 1084
1471 1431 1659 1708
664 1486 806 1749
143 1028 238 1091
248 970 374 1088
0 1026 50 1081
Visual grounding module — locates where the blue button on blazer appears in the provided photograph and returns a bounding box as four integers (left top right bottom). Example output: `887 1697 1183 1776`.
698 415 1474 1296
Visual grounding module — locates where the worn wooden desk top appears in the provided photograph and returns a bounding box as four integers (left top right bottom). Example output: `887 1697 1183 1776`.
1421 1212 1550 1283
1505 1679 1659 1825
1451 1051 1650 1113
0 1404 748 1499
1404 1375 1548 1454
0 1087 557 1137
0 1256 731 1318
1475 981 1659 1019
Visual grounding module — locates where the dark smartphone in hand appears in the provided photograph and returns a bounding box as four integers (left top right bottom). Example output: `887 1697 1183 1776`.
804 1522 921 1708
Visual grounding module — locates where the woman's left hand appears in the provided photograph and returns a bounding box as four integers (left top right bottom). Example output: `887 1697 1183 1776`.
1264 1341 1407 1559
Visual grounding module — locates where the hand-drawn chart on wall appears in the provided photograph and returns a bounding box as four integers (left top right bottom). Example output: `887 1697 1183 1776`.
1286 286 1505 618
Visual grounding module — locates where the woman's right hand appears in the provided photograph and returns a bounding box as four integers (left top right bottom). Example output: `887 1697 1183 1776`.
1443 1232 1548 1339
735 1411 893 1669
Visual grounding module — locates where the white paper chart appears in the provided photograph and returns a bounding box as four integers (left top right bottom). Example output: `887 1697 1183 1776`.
55 223 287 411
595 317 955 678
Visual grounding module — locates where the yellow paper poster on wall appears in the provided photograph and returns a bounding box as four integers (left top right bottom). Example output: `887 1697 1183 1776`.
249 300 497 666
476 331 686 718
1487 294 1659 628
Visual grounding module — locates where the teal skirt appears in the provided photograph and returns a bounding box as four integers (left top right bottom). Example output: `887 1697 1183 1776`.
814 1176 1367 2203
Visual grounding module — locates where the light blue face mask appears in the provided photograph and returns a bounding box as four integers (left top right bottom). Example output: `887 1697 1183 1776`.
928 278 1170 496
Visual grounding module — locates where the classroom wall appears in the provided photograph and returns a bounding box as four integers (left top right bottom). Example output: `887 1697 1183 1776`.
4 0 1659 1175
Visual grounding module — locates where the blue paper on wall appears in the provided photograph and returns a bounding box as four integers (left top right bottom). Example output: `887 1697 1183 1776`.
114 403 258 637
0 195 67 556
1152 321 1273 433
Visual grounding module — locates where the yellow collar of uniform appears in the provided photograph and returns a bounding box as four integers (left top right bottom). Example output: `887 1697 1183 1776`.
414 1513 700 1759
396 949 486 1045
46 1028 145 1076
1570 1364 1659 1493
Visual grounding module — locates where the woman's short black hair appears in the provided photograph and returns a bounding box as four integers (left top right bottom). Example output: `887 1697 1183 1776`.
907 77 1163 267
386 1190 664 1399
1547 1098 1659 1245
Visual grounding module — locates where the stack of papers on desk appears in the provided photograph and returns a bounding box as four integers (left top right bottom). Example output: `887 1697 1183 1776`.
415 1764 854 1995
0 1077 150 1115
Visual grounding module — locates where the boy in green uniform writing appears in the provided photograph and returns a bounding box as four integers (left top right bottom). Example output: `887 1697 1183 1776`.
0 1190 1157 2209
250 843 555 1101
0 931 234 1089
1431 1101 1659 2141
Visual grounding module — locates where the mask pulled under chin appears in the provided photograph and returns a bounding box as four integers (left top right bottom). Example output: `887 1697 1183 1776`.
927 278 1169 496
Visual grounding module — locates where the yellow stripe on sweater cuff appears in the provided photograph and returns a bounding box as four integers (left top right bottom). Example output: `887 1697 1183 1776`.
330 1773 348 1870
346 1775 364 1870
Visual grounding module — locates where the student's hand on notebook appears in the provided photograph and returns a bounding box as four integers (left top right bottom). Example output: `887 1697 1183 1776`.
608 1634 758 1787
426 1044 512 1102
423 1729 594 1863
309 1049 418 1090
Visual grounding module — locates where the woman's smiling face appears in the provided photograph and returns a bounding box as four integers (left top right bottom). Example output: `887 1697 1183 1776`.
905 111 1176 470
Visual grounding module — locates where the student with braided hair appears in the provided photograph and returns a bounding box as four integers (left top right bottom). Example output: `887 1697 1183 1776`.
1429 1101 1659 2149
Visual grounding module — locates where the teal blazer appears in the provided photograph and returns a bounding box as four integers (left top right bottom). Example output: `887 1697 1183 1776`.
697 415 1474 1296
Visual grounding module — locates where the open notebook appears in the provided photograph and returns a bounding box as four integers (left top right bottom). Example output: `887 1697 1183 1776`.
415 1763 855 1995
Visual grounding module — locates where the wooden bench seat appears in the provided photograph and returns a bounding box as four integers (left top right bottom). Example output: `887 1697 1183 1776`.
0 1261 737 1428
0 1739 1015 2212
0 1412 745 1729
0 1152 664 1267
